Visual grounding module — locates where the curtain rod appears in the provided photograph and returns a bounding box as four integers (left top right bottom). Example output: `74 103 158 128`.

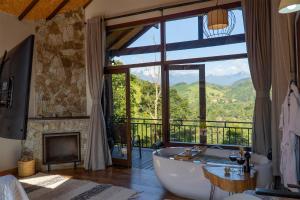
104 0 210 21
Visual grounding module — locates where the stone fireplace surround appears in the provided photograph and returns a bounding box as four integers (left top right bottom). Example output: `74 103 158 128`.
23 117 89 171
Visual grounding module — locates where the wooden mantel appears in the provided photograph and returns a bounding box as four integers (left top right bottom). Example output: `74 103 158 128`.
28 116 90 121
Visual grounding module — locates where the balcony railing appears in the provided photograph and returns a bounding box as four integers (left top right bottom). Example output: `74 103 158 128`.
113 118 253 148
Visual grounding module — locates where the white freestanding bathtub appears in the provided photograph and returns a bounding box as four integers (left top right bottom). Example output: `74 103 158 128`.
153 147 272 200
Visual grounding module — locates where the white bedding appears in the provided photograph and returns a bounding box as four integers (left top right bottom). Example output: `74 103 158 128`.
0 175 29 200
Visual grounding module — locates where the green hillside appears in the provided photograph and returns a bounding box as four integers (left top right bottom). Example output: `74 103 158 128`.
172 78 255 122
112 74 255 123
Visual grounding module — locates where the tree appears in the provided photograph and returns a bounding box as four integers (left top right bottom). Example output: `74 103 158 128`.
222 129 249 146
144 66 161 119
111 73 126 119
169 89 191 120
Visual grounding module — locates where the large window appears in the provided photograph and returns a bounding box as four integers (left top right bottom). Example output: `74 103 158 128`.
105 3 253 147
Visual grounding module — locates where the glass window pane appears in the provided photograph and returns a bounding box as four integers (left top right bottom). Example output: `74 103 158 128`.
204 59 253 146
169 67 200 144
106 73 128 160
203 59 254 122
167 43 247 61
129 24 160 48
166 16 198 43
130 66 162 148
167 59 253 146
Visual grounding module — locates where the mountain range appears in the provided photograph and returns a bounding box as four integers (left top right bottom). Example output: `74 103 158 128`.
133 71 250 86
206 72 250 86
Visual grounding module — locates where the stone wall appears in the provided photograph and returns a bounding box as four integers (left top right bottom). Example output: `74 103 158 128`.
23 118 89 171
22 10 90 171
34 9 86 117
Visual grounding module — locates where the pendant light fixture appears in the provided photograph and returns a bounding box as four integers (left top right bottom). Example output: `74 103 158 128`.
203 0 236 38
279 0 300 14
207 8 228 30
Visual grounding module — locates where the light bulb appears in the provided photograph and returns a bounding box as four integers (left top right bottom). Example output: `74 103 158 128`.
287 4 297 10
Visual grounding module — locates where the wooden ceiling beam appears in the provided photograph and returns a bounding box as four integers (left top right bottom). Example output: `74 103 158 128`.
46 0 70 21
109 27 145 50
83 0 93 9
18 0 39 21
120 25 153 49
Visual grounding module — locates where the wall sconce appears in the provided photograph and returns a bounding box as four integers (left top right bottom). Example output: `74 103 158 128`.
279 0 300 14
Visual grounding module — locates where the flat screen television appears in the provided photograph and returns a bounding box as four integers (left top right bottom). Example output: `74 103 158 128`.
0 35 34 140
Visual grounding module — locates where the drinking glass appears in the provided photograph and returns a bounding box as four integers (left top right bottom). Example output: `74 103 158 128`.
229 151 238 162
236 157 245 175
229 151 238 173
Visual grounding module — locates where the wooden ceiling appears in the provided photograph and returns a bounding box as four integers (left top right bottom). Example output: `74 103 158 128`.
107 25 153 51
0 0 92 21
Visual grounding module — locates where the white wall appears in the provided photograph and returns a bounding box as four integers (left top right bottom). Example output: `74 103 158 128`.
0 12 35 171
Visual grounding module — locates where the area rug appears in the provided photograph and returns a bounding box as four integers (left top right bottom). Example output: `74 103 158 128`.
19 173 139 200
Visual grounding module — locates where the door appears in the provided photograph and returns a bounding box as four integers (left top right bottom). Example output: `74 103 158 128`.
105 69 132 167
166 64 206 145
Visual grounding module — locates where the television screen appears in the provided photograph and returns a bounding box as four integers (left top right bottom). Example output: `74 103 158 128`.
0 35 34 140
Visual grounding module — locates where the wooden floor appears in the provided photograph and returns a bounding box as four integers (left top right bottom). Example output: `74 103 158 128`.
112 148 154 170
49 167 187 200
132 148 154 170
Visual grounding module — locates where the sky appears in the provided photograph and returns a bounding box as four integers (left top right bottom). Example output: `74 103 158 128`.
113 9 250 78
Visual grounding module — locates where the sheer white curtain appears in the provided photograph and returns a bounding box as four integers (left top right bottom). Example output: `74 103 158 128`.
84 16 112 170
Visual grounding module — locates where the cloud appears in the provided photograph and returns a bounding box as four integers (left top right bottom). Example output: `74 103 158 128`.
205 59 250 76
115 56 250 77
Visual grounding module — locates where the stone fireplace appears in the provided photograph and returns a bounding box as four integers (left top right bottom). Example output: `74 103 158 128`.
23 117 89 171
21 9 90 172
43 132 81 170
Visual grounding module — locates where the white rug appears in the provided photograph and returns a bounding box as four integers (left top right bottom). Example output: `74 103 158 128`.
19 173 138 200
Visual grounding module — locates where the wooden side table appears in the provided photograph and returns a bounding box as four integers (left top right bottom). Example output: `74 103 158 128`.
203 165 257 200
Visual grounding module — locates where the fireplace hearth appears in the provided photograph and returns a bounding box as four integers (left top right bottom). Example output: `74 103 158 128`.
43 132 81 171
